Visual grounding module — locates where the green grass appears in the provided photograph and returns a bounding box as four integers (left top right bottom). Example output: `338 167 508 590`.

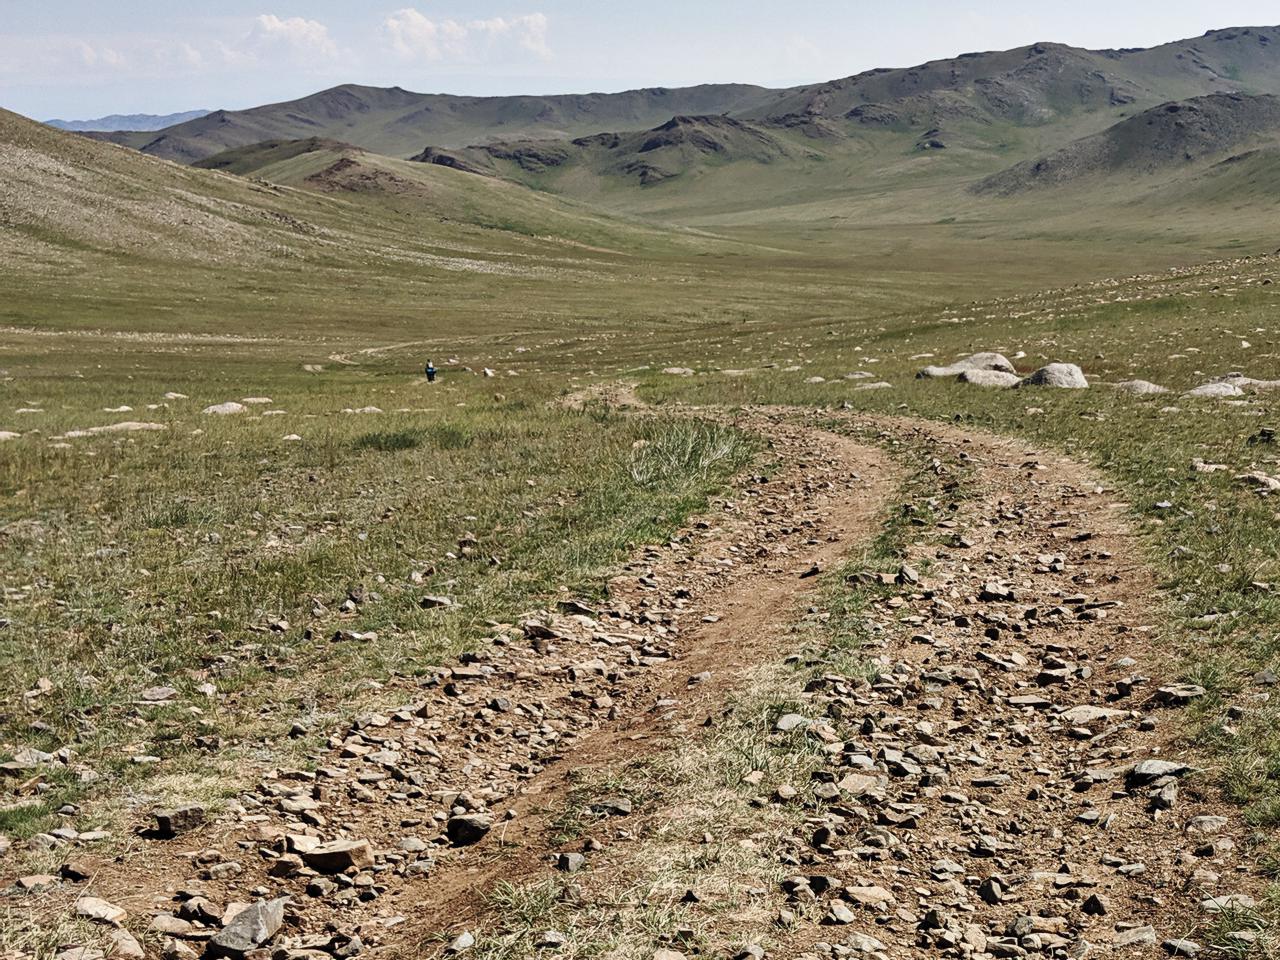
0 358 756 837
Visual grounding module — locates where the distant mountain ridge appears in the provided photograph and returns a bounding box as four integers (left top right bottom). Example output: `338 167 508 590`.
46 110 211 132
90 84 781 163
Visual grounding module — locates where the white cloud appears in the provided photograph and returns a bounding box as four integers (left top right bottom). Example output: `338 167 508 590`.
74 40 127 69
384 8 551 63
248 14 338 59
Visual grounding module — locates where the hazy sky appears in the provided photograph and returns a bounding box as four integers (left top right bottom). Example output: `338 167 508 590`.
3 1 1279 120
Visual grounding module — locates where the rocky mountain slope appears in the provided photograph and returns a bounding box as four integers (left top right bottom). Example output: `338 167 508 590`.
975 92 1280 194
410 114 797 186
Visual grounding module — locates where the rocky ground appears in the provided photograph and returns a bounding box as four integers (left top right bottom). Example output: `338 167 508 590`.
1 406 1267 960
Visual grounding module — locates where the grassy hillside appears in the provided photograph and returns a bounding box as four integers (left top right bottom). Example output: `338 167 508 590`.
977 92 1280 193
0 108 751 341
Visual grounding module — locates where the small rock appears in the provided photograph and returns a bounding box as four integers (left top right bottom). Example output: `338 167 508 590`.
1114 927 1157 948
75 897 126 926
207 897 287 958
447 814 493 846
775 714 808 732
447 931 476 953
152 805 206 837
302 839 374 873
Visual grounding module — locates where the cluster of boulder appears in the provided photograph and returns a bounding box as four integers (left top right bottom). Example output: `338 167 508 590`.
917 354 1088 390
917 354 1280 398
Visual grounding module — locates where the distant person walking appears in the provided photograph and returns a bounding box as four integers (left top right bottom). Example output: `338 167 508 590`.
425 360 437 383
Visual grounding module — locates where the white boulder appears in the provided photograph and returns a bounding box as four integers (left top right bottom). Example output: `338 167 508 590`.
1018 363 1088 389
203 402 248 415
958 369 1021 388
1186 382 1243 399
1114 380 1169 395
918 352 1016 379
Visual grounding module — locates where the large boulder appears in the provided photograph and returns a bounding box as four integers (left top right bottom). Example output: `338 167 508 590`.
203 402 247 415
1017 363 1088 389
1220 374 1280 392
1186 382 1243 398
1114 380 1169 395
958 369 1021 389
917 352 1015 379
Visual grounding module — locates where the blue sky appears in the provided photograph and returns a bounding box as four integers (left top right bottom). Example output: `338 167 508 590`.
3 1 1279 120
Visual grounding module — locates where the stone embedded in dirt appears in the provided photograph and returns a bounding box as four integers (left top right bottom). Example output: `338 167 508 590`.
959 369 1022 388
109 929 144 959
162 939 200 960
55 949 104 960
202 402 248 415
446 930 476 953
418 595 455 609
1185 815 1228 835
1162 939 1202 957
149 914 194 936
1200 895 1256 913
918 352 1015 379
140 685 178 702
1114 380 1170 395
60 860 92 882
1114 927 1157 948
207 897 287 958
1018 363 1088 389
846 885 895 908
302 839 374 872
447 814 493 846
1129 759 1192 786
536 930 569 949
1057 704 1127 727
775 713 809 732
1082 893 1109 916
75 896 126 926
662 367 694 376
152 805 206 837
826 901 857 924
556 852 586 873
590 797 633 817
1155 684 1206 706
0 431 20 441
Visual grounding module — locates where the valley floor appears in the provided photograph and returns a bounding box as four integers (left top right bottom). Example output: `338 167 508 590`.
2 237 1280 960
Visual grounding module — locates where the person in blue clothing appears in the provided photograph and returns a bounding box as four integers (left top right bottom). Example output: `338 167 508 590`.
425 360 437 383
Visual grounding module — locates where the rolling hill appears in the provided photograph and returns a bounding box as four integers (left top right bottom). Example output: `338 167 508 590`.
975 92 1280 194
0 106 746 340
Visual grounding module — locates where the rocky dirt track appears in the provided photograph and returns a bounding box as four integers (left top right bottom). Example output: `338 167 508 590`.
3 407 1265 960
